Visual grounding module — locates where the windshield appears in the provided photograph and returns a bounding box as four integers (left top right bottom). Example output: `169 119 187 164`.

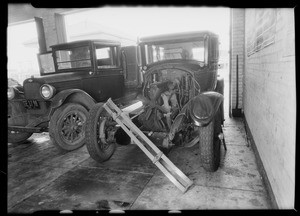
55 46 92 70
143 40 206 65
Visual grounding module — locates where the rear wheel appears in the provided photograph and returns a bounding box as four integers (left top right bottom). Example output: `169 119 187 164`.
199 110 222 172
49 103 88 152
85 103 116 163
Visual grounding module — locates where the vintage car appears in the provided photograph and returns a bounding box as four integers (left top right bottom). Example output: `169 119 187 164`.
84 31 225 172
7 39 139 151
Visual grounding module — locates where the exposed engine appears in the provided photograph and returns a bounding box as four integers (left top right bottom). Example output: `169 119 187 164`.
138 68 200 133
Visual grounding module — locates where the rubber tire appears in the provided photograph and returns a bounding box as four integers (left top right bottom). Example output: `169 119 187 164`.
85 103 116 163
8 131 32 144
49 103 88 152
199 110 221 172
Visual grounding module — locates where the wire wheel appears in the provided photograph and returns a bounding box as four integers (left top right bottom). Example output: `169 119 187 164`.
49 103 88 152
60 111 85 144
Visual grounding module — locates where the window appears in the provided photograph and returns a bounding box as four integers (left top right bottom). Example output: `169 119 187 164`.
192 47 205 61
38 52 55 74
56 46 91 70
7 21 39 83
144 40 206 64
96 47 110 59
95 46 118 69
163 48 183 60
247 9 277 56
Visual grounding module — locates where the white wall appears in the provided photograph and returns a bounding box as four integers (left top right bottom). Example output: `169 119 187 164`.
244 8 295 208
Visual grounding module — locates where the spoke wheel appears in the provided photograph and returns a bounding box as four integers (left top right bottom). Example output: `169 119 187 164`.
60 112 85 144
49 103 88 152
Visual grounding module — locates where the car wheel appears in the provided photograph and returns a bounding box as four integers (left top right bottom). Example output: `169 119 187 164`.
85 103 116 163
8 131 32 144
198 110 221 172
49 103 88 152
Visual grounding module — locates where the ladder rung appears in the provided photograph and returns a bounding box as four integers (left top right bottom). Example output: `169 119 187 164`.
152 151 163 164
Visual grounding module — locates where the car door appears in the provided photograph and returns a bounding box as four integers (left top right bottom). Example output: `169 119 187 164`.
121 46 140 88
81 44 125 102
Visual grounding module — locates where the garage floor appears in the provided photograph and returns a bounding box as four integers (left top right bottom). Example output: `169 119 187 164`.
7 75 272 212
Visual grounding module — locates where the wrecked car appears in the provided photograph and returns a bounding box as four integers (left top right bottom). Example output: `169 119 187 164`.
85 31 224 171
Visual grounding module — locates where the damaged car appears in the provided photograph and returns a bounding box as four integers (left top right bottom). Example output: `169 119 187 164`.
85 31 225 172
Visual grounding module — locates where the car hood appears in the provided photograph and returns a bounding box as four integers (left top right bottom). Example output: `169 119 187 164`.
23 72 86 86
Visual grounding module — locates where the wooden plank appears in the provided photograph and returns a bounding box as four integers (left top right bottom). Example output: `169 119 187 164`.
103 99 193 192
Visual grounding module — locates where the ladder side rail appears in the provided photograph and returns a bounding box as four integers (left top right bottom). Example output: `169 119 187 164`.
117 112 162 154
103 99 194 193
104 104 189 192
118 110 193 189
105 99 161 154
116 116 188 192
104 102 193 183
115 113 159 155
114 117 156 161
105 104 162 155
103 104 156 160
155 162 187 192
106 98 123 113
160 157 193 187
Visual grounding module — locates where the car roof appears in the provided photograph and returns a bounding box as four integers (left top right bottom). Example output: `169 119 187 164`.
139 31 218 44
50 39 121 49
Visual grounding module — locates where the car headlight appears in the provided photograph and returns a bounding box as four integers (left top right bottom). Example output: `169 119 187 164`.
40 84 55 99
7 87 15 100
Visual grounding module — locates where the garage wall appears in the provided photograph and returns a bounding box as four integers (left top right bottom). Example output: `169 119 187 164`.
230 9 245 113
244 8 295 208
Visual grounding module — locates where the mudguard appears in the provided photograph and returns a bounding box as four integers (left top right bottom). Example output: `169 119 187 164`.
49 89 96 116
168 91 223 140
189 91 224 127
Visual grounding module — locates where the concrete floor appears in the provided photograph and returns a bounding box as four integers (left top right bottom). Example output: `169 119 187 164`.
7 72 272 212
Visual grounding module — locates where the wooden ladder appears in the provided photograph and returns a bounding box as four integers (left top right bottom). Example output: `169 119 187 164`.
103 98 194 193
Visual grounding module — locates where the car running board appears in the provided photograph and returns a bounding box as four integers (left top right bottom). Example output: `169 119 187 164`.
102 98 194 193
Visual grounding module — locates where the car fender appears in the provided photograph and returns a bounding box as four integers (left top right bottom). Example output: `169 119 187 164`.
49 89 96 116
189 91 224 127
215 77 225 124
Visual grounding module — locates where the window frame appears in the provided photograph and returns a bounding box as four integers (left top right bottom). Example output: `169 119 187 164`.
54 45 93 72
52 43 94 73
37 51 56 76
141 39 208 65
93 42 121 71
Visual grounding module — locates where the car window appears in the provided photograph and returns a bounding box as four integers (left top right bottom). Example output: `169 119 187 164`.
145 40 206 64
95 46 118 69
56 46 92 70
192 47 205 61
38 52 55 74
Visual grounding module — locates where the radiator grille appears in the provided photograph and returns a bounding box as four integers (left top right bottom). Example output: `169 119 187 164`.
24 82 42 99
